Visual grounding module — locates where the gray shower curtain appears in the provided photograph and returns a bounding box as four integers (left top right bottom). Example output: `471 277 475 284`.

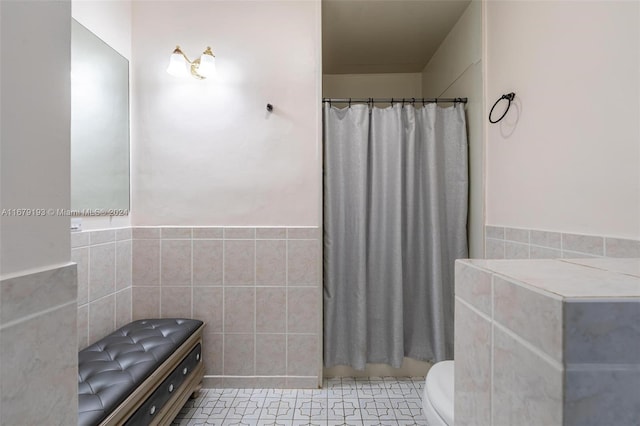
323 102 468 370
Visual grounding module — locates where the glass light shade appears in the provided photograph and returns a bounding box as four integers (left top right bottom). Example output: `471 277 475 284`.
167 52 189 77
198 52 216 78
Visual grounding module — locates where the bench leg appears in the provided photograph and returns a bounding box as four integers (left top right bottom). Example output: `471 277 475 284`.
190 383 203 399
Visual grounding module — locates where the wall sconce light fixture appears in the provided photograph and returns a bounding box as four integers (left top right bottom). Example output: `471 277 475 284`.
167 45 216 79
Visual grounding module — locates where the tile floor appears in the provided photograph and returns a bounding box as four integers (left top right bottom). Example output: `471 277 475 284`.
173 377 428 425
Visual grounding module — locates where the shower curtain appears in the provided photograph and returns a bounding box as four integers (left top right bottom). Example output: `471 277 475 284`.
323 102 468 370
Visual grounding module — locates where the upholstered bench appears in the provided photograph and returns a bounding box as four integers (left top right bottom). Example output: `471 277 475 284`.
78 318 205 426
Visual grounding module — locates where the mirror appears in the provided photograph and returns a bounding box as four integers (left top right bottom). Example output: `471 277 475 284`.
71 19 130 212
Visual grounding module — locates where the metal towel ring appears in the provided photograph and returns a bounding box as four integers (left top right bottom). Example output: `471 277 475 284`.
489 92 515 123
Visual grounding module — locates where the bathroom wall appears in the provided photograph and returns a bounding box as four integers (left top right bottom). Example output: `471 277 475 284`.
130 226 320 388
72 0 132 231
131 0 321 226
68 0 324 389
0 1 77 424
421 0 483 259
485 225 640 260
323 73 422 99
73 228 133 350
72 0 132 60
72 224 321 387
130 0 322 387
1 7 71 275
485 0 640 240
455 258 640 425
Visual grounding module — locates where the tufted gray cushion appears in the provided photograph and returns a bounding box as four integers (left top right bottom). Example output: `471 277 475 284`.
78 318 203 426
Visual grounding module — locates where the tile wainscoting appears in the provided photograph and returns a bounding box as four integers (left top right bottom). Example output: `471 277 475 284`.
74 226 321 388
72 228 133 350
0 263 78 425
485 226 640 259
455 259 640 426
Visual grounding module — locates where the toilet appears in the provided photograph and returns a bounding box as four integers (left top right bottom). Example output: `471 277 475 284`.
422 360 454 426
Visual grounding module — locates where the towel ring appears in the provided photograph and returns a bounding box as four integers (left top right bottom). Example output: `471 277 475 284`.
489 92 515 123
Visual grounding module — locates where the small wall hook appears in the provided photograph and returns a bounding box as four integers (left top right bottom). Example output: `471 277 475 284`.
266 103 273 112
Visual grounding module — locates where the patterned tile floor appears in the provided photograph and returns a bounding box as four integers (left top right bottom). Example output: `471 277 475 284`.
173 377 428 426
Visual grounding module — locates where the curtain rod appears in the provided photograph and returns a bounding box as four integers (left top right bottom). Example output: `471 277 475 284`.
322 97 467 105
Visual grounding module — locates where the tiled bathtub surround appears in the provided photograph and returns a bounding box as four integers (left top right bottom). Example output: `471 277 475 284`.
72 228 132 349
455 258 640 426
0 263 78 425
485 225 640 259
131 227 321 388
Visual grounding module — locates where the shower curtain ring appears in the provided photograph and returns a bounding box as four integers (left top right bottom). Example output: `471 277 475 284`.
348 98 352 108
391 98 394 106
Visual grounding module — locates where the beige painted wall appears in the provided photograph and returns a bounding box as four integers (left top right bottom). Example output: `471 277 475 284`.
131 1 321 226
485 0 639 239
323 73 422 99
421 0 483 258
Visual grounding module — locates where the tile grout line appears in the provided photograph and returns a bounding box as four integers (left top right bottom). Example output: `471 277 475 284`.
254 231 258 378
490 271 495 426
113 238 117 331
221 236 226 376
190 231 194 319
159 237 163 318
86 241 92 345
285 236 290 382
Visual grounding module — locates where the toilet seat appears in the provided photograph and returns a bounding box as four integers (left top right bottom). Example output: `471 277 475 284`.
422 360 454 426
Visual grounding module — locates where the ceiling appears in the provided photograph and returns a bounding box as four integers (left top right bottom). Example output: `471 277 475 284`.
323 0 471 74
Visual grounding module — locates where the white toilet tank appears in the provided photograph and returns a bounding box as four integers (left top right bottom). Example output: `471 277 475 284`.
423 360 454 426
